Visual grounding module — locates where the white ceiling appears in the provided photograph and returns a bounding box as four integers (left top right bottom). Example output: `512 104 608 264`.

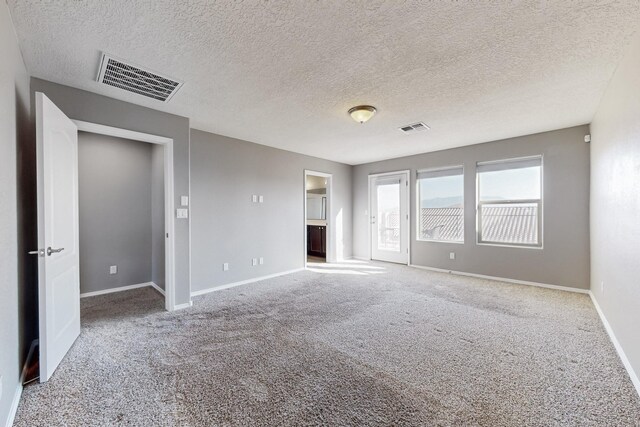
8 1 640 165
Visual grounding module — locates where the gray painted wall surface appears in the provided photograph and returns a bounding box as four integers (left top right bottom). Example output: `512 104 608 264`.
30 78 190 305
353 126 590 289
0 3 31 425
591 33 640 382
78 132 157 294
151 144 165 290
190 129 352 292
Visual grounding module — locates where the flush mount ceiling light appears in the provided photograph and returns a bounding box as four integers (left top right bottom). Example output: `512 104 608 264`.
348 105 377 124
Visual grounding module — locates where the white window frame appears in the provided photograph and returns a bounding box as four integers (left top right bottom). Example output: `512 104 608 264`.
416 165 465 244
476 155 543 249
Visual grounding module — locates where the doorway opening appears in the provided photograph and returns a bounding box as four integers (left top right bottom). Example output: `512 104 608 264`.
368 171 410 264
73 121 176 311
304 170 332 266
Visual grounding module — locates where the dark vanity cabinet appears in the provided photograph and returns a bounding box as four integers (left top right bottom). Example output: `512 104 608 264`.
307 225 326 257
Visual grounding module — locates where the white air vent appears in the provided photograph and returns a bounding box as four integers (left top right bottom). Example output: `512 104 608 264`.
399 122 431 133
96 53 183 102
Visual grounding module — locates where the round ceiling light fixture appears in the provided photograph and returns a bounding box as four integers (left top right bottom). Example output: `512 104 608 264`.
348 105 377 124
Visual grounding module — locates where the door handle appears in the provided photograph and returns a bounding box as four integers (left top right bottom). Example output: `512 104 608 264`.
47 247 65 256
28 249 45 257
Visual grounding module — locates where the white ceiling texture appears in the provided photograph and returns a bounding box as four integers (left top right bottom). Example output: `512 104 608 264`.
8 1 640 165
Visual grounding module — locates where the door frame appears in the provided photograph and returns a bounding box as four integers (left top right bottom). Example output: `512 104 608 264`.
304 170 334 267
368 170 411 264
72 120 178 311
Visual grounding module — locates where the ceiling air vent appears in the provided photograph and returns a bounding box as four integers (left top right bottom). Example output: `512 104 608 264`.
399 122 431 134
96 53 183 102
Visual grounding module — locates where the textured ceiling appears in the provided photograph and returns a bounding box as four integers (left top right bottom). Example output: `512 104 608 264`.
8 1 640 165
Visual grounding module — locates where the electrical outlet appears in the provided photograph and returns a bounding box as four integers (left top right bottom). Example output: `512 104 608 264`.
110 265 117 275
176 208 188 219
252 195 257 203
449 252 455 260
259 195 264 203
259 257 264 265
223 263 229 271
252 258 257 266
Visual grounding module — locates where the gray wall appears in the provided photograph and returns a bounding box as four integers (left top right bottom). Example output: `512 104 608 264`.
353 126 591 290
30 78 191 305
151 144 165 290
190 129 352 293
78 132 159 294
591 32 640 384
0 2 31 425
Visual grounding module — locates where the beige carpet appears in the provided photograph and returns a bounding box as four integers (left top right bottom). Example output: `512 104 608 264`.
14 261 640 426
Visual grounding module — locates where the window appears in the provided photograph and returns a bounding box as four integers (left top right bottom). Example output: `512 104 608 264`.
476 156 542 247
417 166 464 242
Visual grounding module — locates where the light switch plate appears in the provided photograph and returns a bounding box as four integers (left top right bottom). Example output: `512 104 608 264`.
259 195 264 203
252 258 257 266
252 195 257 203
259 257 264 265
449 252 455 260
110 265 117 275
181 196 189 206
176 208 188 219
223 263 229 271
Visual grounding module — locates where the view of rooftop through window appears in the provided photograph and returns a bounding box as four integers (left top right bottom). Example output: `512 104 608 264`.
418 166 464 242
477 157 542 246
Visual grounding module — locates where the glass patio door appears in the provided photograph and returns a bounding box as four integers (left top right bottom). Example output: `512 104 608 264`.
370 172 409 264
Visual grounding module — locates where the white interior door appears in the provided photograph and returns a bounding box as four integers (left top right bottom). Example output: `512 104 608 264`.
35 92 80 382
370 172 409 264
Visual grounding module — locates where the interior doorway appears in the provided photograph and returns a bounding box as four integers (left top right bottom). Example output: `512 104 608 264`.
304 170 332 266
73 120 176 310
369 171 410 264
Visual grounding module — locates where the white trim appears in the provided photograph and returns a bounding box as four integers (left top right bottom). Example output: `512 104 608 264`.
5 384 22 427
589 292 640 397
73 120 172 144
80 282 155 298
173 301 193 310
368 170 411 264
149 281 165 296
350 256 370 261
408 264 589 294
72 120 182 311
192 268 304 297
304 170 334 266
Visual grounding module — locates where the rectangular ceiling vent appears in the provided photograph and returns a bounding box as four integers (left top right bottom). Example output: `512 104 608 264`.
399 122 431 134
96 53 183 102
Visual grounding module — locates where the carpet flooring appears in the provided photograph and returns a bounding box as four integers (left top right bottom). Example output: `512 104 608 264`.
14 261 640 426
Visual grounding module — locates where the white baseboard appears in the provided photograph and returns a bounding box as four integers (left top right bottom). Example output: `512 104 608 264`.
172 301 193 310
408 264 589 294
5 383 22 427
80 282 156 298
589 292 640 398
191 268 304 297
149 282 165 296
350 256 370 261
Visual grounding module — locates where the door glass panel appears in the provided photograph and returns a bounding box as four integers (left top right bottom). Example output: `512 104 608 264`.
377 182 400 252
